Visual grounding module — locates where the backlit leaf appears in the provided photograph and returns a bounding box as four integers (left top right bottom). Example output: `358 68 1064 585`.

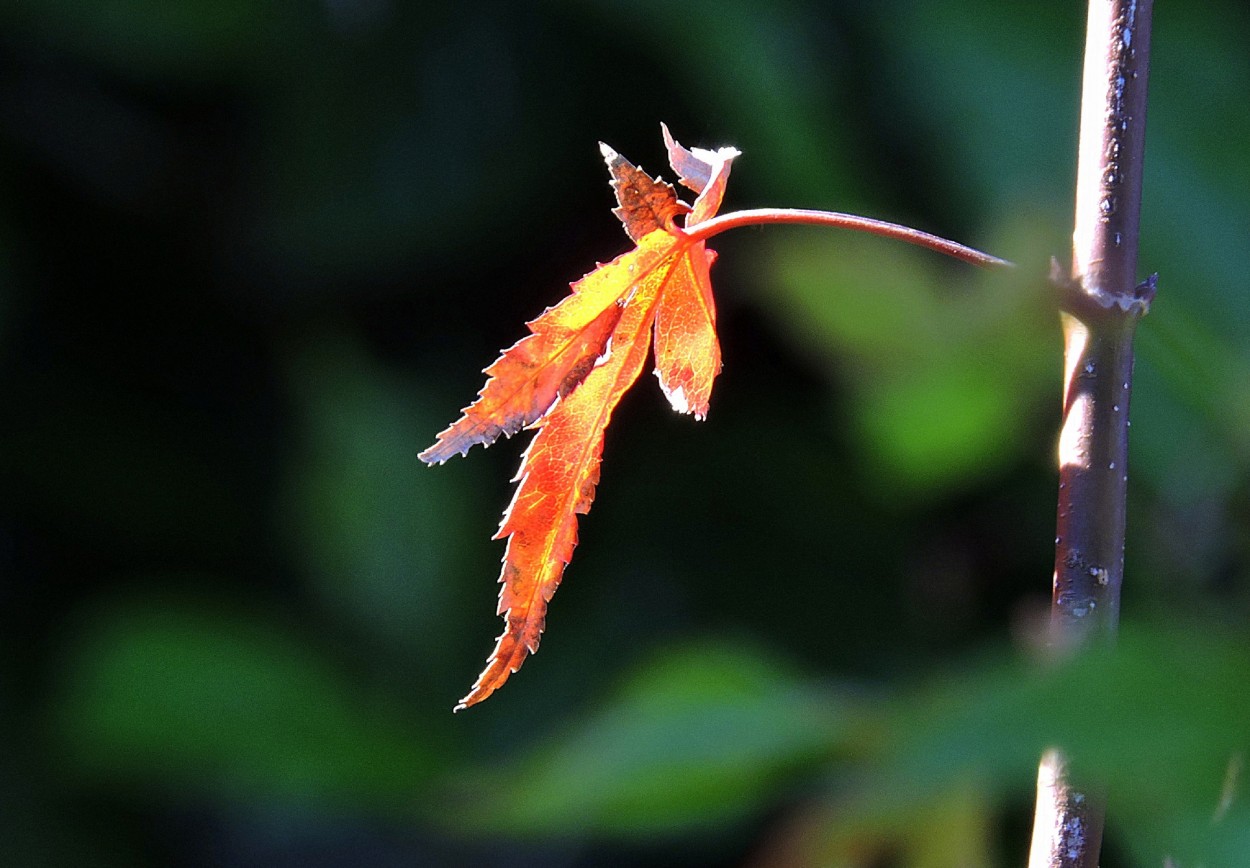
419 273 627 465
423 127 737 708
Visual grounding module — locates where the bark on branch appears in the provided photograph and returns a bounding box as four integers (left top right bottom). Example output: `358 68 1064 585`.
1027 1 1154 865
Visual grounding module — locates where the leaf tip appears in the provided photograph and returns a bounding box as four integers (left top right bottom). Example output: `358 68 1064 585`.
417 441 470 465
416 448 442 465
656 374 691 415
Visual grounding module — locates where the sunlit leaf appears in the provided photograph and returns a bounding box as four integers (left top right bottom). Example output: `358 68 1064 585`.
422 129 737 708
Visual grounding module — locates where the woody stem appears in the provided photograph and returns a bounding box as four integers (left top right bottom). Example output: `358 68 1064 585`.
1027 0 1153 865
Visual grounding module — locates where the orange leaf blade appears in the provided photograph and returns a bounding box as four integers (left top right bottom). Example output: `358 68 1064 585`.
650 129 737 419
418 242 675 464
435 129 742 711
653 243 720 419
454 264 666 710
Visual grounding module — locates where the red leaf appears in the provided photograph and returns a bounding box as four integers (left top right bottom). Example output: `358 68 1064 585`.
652 242 719 418
652 140 738 417
419 256 628 464
601 141 689 242
453 238 668 710
425 128 738 709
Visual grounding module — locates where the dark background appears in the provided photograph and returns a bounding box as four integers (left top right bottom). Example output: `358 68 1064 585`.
3 1 1249 865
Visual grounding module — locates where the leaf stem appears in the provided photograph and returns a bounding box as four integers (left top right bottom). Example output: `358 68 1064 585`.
1028 1 1154 866
683 207 1012 269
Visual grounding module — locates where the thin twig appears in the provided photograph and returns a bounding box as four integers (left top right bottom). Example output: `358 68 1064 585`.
684 207 1012 269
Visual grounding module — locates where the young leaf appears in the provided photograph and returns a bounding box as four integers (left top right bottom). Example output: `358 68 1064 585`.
651 243 719 418
600 142 688 242
424 128 738 710
662 121 722 194
652 139 738 419
457 256 663 710
418 259 628 464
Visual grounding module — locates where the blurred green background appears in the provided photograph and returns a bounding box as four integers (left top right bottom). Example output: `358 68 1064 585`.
3 0 1249 865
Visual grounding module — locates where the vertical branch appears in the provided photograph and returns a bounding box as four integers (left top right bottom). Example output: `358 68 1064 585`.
1028 1 1154 866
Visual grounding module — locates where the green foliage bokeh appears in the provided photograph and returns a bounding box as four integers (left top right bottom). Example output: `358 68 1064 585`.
2 1 1248 865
